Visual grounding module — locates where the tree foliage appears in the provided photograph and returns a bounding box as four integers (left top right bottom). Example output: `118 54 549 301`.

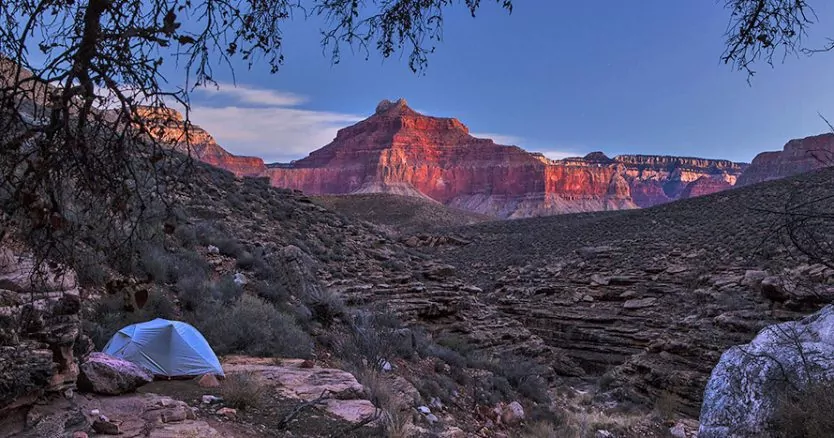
0 0 512 274
722 0 833 77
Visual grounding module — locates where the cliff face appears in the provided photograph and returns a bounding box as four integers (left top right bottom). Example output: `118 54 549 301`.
138 106 266 177
263 99 746 217
737 133 834 186
141 100 749 218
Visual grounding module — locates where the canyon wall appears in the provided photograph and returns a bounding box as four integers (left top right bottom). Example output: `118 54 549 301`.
736 133 834 186
143 99 752 218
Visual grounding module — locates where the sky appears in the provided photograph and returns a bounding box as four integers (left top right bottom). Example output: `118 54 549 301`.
170 1 834 164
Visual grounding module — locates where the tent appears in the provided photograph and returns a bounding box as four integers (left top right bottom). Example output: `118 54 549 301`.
103 318 224 377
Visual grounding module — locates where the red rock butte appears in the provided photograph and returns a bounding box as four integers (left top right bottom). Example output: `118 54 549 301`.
736 133 834 186
142 99 768 218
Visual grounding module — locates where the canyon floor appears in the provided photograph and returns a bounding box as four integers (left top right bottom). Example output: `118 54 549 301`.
8 154 834 438
321 165 834 417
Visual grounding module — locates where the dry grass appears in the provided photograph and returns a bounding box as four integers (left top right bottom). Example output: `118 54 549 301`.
771 379 834 438
221 371 267 410
353 368 413 438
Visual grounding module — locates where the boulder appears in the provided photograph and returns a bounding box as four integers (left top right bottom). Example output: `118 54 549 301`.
78 352 153 395
760 276 789 302
500 401 525 425
699 305 834 437
197 373 221 388
741 270 768 288
622 297 657 309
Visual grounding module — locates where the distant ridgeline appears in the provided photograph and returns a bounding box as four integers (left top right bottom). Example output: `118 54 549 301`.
140 99 834 219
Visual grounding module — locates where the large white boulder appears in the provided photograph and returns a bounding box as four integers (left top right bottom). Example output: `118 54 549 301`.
699 305 834 437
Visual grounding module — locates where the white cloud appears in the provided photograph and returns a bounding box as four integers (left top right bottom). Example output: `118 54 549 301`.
470 132 524 146
186 83 364 163
189 105 363 163
541 150 579 160
196 83 307 107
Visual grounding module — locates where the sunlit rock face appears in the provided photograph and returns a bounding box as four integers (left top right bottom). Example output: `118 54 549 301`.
737 133 834 187
262 100 747 217
140 100 749 218
138 106 266 177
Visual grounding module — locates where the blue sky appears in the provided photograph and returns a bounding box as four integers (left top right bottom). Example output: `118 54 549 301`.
179 1 834 163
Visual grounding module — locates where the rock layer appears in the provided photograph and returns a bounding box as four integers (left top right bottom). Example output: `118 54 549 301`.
264 101 747 218
0 247 84 414
737 133 834 186
140 100 748 218
138 106 266 177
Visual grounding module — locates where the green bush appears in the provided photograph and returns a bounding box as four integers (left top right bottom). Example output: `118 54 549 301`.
83 292 177 349
304 288 346 325
196 295 313 359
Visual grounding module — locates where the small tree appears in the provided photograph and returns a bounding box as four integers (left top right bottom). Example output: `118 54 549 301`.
0 0 513 274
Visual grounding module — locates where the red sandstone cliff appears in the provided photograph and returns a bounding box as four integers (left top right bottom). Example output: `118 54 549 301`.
140 99 749 218
262 99 746 217
736 133 834 186
138 106 266 177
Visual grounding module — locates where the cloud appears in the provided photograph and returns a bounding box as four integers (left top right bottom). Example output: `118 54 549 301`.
540 150 580 160
187 84 364 163
197 83 307 107
189 106 363 163
470 132 524 146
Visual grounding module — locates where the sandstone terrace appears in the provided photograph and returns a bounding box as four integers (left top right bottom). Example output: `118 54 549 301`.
409 165 834 417
312 193 492 235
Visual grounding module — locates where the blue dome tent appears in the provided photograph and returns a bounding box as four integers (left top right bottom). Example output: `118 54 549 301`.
103 318 224 377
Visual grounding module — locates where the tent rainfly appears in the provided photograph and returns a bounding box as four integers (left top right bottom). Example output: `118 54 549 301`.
103 318 224 377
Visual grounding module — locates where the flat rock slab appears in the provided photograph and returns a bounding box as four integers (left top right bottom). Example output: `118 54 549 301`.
622 297 657 309
222 356 375 423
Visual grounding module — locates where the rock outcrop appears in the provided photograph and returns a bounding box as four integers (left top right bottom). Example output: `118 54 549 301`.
699 305 834 437
77 352 153 395
263 101 747 218
737 133 834 186
0 247 83 414
139 100 747 218
679 175 733 199
222 356 378 423
138 106 266 177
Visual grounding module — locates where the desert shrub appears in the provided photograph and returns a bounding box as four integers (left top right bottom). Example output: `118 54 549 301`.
194 221 220 246
176 274 209 311
174 224 197 248
138 245 170 283
221 372 266 410
437 333 475 355
338 312 396 371
215 237 244 257
425 344 467 369
475 375 513 405
523 419 578 438
652 390 680 422
771 379 834 438
496 354 552 404
197 295 313 358
208 276 242 303
83 292 177 349
165 250 211 284
236 251 255 269
305 288 346 325
252 280 290 306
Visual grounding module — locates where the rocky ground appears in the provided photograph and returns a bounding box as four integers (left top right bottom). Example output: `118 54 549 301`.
417 166 834 418
312 193 492 235
6 141 834 437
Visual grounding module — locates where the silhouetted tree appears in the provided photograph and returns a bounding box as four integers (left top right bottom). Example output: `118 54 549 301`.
0 0 512 276
722 0 832 77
